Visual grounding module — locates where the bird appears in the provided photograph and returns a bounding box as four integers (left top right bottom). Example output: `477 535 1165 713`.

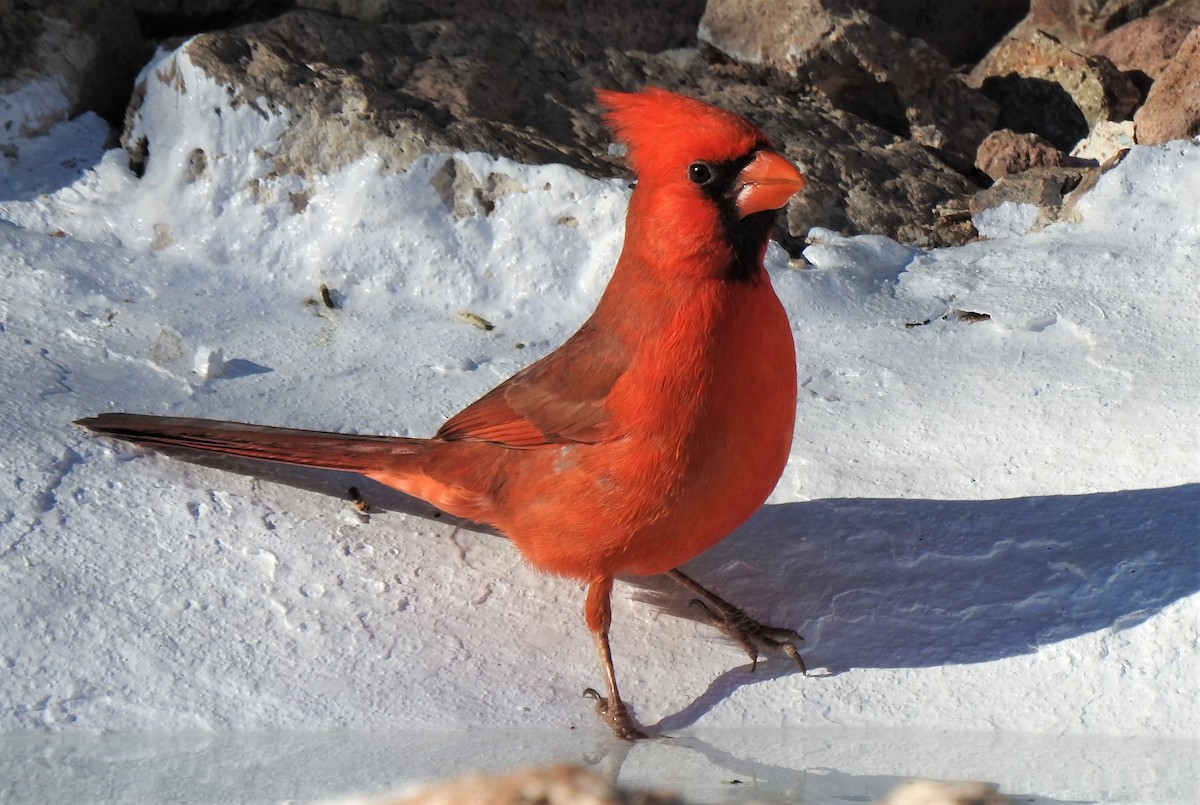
76 86 807 740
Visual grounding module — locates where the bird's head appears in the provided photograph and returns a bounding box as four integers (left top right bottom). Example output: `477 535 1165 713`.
597 86 805 282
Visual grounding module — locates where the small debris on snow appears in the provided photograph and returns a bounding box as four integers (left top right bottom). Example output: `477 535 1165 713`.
192 345 225 379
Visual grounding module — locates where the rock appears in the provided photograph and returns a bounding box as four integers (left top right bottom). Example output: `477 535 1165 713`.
1134 25 1200 142
970 165 1102 230
876 778 1012 805
699 0 998 167
1023 0 1176 49
711 83 980 248
293 0 437 23
1152 0 1200 24
991 0 1200 57
1071 119 1136 162
430 156 528 220
975 129 1071 180
376 763 680 805
192 345 225 379
849 0 1028 67
290 0 707 52
1086 16 1197 93
0 0 144 137
129 0 255 12
123 7 982 247
166 10 620 179
970 29 1141 151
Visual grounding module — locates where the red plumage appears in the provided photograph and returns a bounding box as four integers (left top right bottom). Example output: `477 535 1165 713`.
77 87 807 739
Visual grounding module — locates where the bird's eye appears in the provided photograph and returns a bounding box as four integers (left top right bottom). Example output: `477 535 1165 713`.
688 161 714 186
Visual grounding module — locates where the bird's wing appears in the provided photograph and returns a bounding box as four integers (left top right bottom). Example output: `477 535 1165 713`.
436 323 626 447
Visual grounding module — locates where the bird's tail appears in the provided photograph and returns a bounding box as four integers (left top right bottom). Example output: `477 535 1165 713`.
74 413 424 475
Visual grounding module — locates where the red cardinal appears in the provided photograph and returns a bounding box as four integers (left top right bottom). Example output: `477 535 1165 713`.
77 87 806 739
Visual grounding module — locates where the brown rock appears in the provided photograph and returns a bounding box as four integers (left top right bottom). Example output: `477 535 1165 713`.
975 129 1070 180
1087 16 1197 84
1134 25 1200 142
1020 0 1188 49
970 29 1141 151
992 0 1200 57
699 0 998 165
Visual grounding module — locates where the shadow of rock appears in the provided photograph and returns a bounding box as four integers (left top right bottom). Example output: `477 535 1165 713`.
0 114 110 203
979 75 1090 151
215 358 273 379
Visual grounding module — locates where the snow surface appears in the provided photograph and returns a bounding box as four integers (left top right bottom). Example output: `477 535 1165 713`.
1 45 1198 803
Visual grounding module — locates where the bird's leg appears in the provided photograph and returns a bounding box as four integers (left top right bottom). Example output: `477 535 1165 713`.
583 632 647 741
581 578 648 741
667 568 806 674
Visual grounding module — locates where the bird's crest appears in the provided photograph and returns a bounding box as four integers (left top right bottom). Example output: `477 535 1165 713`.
596 87 769 181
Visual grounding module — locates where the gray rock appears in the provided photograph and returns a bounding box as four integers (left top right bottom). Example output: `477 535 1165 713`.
849 0 1027 67
970 165 1102 230
0 0 144 135
129 0 259 14
693 80 980 248
291 0 706 52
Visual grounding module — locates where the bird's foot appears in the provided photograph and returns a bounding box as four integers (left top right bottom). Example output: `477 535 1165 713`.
582 688 649 741
690 598 806 674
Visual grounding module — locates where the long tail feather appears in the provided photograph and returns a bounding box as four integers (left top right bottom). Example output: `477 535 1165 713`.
75 413 424 475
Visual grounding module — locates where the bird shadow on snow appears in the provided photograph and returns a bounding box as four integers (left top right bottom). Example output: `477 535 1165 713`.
637 484 1200 731
129 451 1199 725
656 484 1199 661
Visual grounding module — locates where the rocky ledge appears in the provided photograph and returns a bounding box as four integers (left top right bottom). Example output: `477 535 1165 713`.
4 0 1199 248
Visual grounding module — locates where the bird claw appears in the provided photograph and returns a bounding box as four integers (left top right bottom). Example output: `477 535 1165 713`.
582 688 649 741
690 598 807 675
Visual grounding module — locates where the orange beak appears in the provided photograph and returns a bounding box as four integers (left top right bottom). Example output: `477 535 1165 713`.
733 150 806 219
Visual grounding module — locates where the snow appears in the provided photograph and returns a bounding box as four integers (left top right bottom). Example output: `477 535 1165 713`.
1 44 1198 803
